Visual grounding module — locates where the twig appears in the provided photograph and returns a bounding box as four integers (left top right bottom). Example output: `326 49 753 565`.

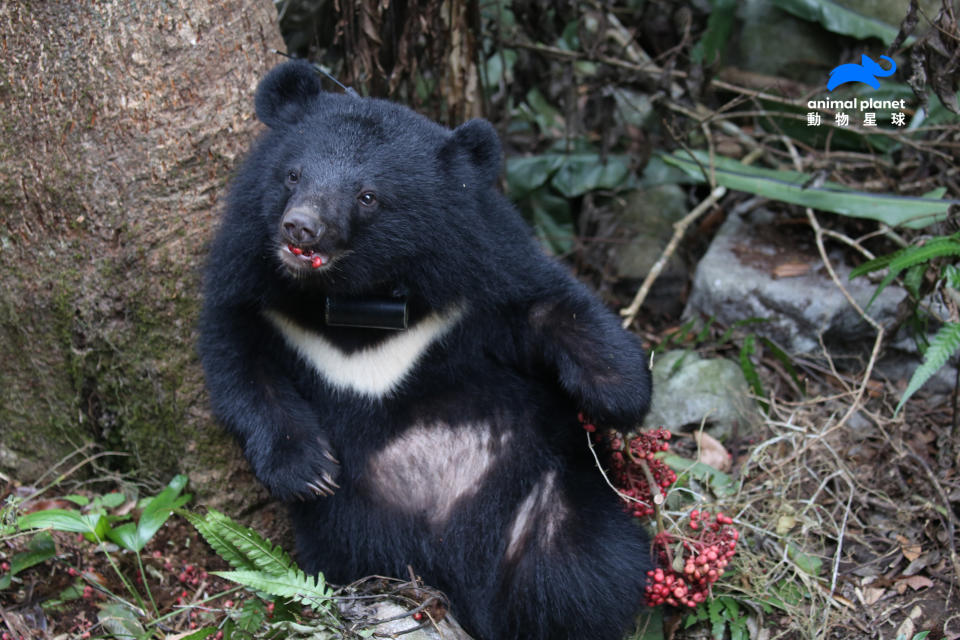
830 486 855 596
584 431 649 508
619 185 726 328
781 134 886 433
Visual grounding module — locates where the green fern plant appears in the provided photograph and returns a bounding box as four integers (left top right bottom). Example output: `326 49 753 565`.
214 568 332 613
850 233 960 414
184 509 333 614
851 232 960 310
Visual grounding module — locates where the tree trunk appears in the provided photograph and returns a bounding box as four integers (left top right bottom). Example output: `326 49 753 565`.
0 1 283 503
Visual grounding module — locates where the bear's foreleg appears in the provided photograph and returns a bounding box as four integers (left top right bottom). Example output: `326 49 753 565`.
526 283 652 427
199 309 340 501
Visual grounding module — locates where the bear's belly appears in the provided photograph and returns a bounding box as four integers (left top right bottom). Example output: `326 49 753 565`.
362 420 515 526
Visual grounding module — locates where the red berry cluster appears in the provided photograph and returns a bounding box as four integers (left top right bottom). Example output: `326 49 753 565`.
645 511 739 608
177 563 208 587
579 414 677 519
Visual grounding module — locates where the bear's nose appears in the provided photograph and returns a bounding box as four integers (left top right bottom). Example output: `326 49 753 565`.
282 208 326 245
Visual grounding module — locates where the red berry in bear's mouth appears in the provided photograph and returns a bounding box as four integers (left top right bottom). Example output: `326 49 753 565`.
289 244 303 255
311 255 324 268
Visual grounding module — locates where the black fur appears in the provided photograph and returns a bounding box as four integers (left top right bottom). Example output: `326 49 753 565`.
199 59 653 640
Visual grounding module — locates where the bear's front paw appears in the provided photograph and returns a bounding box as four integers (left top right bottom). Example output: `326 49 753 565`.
252 435 342 502
304 447 341 498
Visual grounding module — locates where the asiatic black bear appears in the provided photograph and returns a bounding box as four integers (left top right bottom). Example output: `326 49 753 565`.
199 59 653 640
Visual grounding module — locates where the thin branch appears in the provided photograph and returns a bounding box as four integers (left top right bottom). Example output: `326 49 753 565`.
620 185 726 328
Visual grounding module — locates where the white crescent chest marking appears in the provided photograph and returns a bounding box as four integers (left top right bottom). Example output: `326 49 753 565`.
264 306 464 398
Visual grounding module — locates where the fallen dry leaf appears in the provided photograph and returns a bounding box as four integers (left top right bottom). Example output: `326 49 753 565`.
896 535 923 562
694 431 732 472
859 585 886 606
772 262 811 278
896 575 934 593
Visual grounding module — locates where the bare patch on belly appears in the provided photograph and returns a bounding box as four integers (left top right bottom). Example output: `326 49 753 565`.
367 421 511 526
505 470 567 562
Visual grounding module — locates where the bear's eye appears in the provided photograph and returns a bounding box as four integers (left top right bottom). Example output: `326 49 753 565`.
286 170 300 185
358 192 377 207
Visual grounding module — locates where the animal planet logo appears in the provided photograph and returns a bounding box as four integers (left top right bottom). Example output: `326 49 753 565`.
806 54 906 128
827 54 896 91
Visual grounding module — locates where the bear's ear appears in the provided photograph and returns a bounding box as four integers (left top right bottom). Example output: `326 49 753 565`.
255 60 324 129
448 119 502 186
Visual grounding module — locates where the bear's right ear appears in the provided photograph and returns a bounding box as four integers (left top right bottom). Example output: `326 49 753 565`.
255 60 323 129
448 119 502 187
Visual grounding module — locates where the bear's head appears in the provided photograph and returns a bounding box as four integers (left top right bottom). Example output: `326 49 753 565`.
245 60 511 301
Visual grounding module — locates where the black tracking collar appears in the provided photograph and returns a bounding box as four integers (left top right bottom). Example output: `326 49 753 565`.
324 296 408 331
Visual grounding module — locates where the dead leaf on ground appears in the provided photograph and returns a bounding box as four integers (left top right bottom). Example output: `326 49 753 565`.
896 535 923 562
694 431 732 472
896 575 934 593
772 261 811 278
859 585 887 606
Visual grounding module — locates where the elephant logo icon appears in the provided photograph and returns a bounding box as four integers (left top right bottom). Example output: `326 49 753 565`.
827 55 896 91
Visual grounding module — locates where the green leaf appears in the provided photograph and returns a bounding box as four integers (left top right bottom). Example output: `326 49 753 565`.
661 150 957 229
859 235 960 309
691 0 736 65
903 263 925 298
739 334 765 404
760 337 805 395
707 597 725 638
175 628 218 640
133 474 190 552
943 264 960 290
786 541 823 576
18 509 108 541
772 0 904 45
185 510 296 575
484 49 517 88
896 322 960 415
11 531 57 575
716 317 769 346
506 153 634 200
97 602 145 639
99 492 126 509
214 569 332 613
237 598 268 632
105 522 140 552
661 453 737 497
505 154 564 197
550 155 631 198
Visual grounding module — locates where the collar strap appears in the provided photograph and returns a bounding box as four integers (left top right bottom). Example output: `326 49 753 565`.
324 296 408 330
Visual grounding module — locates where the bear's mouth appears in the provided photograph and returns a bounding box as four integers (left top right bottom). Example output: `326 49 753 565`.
281 244 334 271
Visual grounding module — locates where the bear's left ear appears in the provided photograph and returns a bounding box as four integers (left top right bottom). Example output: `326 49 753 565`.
255 60 324 129
447 119 502 186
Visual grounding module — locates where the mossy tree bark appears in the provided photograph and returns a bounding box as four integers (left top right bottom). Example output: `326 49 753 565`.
0 1 283 503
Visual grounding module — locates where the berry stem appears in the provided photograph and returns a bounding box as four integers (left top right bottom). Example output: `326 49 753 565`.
636 457 667 533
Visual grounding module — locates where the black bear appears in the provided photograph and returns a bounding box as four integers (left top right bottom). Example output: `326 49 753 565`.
199 59 653 640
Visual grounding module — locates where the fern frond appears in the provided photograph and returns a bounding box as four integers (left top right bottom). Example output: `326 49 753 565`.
215 568 333 613
849 252 897 279
887 235 960 274
854 234 960 310
850 233 960 280
185 509 295 575
896 322 960 415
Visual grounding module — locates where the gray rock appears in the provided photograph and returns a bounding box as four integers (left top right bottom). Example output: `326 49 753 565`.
684 208 906 355
339 600 471 639
684 207 958 396
643 349 760 440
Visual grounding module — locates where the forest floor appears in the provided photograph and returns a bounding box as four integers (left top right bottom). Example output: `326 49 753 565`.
2 336 957 640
